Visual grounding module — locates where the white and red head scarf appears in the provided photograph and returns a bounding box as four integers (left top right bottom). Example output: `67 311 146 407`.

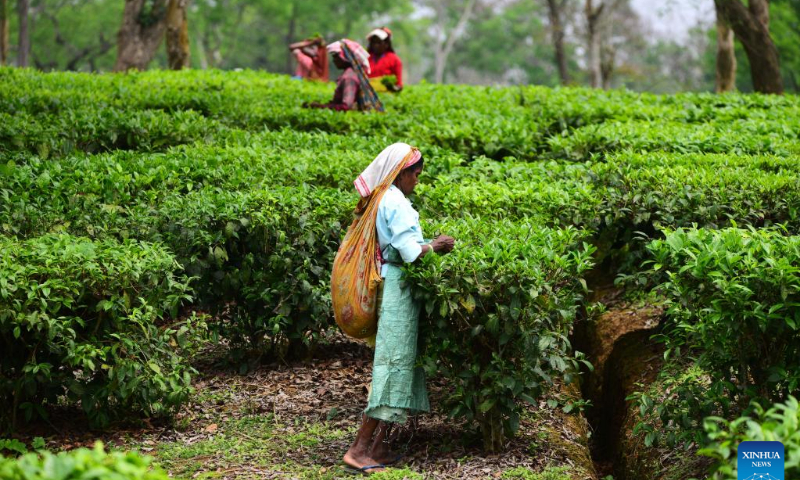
366 27 391 41
326 39 371 75
354 143 422 198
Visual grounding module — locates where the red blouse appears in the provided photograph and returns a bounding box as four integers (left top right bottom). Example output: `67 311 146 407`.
368 51 403 89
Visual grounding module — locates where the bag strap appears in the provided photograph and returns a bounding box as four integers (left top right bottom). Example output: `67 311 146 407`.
342 43 385 113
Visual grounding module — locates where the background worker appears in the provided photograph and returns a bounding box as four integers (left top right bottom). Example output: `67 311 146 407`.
288 36 329 82
367 27 403 92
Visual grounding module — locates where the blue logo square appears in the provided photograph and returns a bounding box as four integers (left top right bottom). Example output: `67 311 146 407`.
738 441 784 480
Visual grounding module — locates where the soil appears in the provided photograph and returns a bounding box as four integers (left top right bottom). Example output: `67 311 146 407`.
574 282 666 480
12 334 598 479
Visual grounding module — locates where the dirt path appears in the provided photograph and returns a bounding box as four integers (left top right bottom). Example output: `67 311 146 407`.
13 335 597 479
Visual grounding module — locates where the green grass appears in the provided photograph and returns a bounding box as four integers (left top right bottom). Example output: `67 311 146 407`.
148 415 352 479
502 466 572 479
130 411 582 479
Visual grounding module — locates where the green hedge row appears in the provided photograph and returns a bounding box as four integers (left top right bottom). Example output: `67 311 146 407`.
4 67 796 123
0 442 173 480
408 218 595 449
4 138 799 367
0 108 219 158
3 68 798 161
6 138 798 241
632 227 800 447
0 234 205 429
3 67 799 452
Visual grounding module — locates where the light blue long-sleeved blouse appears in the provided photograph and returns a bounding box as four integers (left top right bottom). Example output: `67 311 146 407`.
376 185 424 277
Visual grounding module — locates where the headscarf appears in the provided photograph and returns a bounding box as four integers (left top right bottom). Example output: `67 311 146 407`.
366 27 391 41
354 143 421 198
366 27 395 54
326 39 371 75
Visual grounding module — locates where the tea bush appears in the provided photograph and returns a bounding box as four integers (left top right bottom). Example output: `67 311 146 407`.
147 186 352 358
548 118 800 161
700 396 800 479
4 67 797 162
407 219 595 450
650 227 800 401
593 152 800 234
0 234 205 429
0 108 219 157
631 227 800 447
2 67 799 449
0 442 173 480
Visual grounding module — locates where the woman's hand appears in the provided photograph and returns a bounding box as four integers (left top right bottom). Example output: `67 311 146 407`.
430 235 455 254
416 235 455 261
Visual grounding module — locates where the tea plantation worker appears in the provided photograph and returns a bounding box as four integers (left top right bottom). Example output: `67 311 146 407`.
366 27 403 92
288 35 329 82
343 143 455 475
304 39 382 111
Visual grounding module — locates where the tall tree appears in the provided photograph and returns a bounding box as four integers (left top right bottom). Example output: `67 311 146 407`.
28 0 121 72
446 0 556 86
600 40 614 88
770 0 800 92
427 0 477 83
191 0 235 69
284 0 297 74
165 0 190 69
17 0 29 67
114 0 169 71
545 0 570 84
598 0 636 89
584 0 603 87
714 0 782 94
584 0 627 89
39 8 115 71
0 0 8 66
715 4 736 92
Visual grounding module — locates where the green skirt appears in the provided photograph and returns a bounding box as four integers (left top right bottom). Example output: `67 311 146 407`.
365 263 430 423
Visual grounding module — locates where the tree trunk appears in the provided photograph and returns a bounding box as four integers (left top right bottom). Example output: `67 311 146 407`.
196 26 208 69
714 0 782 94
715 7 736 92
433 0 476 84
284 0 296 75
0 0 8 66
546 0 570 85
165 0 190 69
113 0 169 72
479 408 505 453
600 41 614 89
205 27 221 68
16 0 29 67
585 0 603 88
